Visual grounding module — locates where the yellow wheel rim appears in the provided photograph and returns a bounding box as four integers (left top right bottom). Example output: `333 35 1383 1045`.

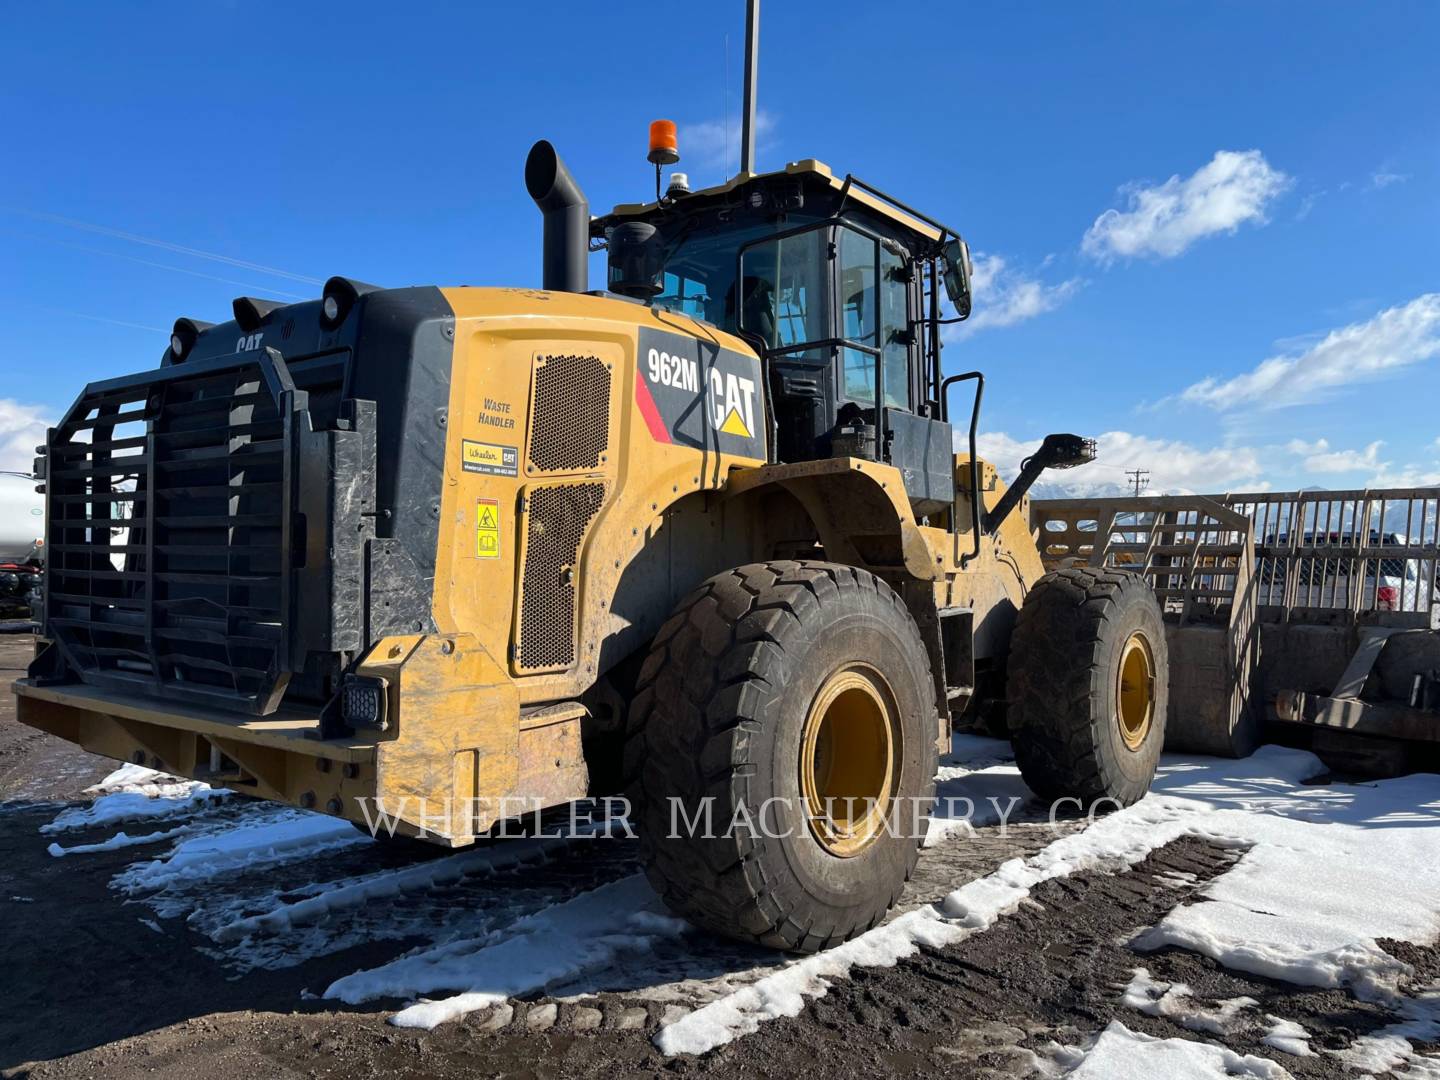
800 665 900 858
1116 631 1155 751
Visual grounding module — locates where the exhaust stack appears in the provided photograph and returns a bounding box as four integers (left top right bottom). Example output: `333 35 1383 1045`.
525 140 589 294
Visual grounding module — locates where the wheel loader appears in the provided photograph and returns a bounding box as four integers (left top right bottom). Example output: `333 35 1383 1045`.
14 20 1170 953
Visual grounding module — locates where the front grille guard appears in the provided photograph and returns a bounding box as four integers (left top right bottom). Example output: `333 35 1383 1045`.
31 347 376 716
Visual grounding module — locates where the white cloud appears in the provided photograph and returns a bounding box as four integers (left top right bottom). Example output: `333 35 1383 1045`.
1370 170 1409 190
1367 463 1440 488
972 431 1041 479
0 399 49 553
1284 437 1440 485
971 427 1439 498
680 110 778 174
976 429 1267 496
1180 293 1440 410
1082 150 1291 261
0 399 50 474
1301 440 1384 472
947 253 1080 336
1294 190 1324 221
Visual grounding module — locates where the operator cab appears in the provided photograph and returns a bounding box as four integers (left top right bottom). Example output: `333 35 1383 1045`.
592 159 973 516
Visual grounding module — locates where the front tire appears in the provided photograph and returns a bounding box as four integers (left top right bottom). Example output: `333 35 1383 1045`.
1006 567 1168 807
625 561 938 953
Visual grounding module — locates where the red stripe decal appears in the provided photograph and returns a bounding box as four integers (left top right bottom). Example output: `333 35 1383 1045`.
634 370 671 444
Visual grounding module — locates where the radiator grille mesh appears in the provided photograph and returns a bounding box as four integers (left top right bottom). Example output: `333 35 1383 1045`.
516 482 606 671
527 354 610 473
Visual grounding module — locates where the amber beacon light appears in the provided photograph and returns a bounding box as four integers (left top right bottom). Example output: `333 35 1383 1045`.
647 119 680 164
647 119 679 199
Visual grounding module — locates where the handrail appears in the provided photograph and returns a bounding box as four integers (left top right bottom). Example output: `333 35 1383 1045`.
940 370 984 567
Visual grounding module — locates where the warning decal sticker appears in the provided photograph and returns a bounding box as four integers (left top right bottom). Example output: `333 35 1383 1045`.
462 440 519 477
475 498 500 559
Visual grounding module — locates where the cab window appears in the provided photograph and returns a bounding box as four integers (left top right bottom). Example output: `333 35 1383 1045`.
736 227 829 349
655 270 710 322
880 245 911 410
838 227 910 410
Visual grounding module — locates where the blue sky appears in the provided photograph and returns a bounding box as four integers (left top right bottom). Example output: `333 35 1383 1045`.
2 0 1438 509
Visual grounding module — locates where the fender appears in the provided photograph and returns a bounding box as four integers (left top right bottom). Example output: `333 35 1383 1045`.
723 457 944 582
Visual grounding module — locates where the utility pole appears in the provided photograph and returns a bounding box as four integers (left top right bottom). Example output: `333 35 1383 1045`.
1126 468 1150 497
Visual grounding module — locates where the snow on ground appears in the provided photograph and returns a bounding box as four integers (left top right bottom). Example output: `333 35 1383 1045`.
655 747 1440 1058
1064 1021 1294 1079
1261 1016 1314 1057
1332 988 1440 1077
42 784 226 835
324 873 691 1028
1120 968 1257 1035
110 808 364 904
199 826 622 971
37 737 1440 1075
1132 768 1440 1002
47 823 193 857
926 733 1029 846
656 782 1214 1056
211 830 590 945
83 763 202 798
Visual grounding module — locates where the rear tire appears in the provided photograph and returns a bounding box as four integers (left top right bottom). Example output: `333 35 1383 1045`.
625 561 938 953
1006 567 1168 807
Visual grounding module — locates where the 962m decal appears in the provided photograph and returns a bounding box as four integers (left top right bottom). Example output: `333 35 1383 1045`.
634 326 766 459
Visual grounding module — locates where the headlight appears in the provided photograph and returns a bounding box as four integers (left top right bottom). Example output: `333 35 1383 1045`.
320 277 381 331
169 318 213 364
339 675 390 731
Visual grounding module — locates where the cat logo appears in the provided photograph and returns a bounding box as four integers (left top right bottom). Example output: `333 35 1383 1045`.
709 370 756 439
235 332 264 353
634 327 766 459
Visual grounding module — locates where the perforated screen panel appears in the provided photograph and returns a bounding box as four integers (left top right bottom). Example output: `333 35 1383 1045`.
515 482 607 672
527 354 611 473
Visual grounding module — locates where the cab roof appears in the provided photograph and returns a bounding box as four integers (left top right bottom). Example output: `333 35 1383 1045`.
596 159 949 249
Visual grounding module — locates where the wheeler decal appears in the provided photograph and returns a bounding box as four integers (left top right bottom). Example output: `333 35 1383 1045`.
462 439 519 477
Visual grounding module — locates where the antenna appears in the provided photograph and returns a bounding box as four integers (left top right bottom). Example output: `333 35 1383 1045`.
1126 468 1150 497
724 32 731 183
739 0 759 176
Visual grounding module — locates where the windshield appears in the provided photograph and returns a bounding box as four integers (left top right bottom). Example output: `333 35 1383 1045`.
652 224 774 331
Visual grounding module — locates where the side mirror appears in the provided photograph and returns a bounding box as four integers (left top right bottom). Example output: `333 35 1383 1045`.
942 237 973 320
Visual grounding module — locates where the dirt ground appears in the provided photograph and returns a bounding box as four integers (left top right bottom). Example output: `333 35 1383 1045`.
1 633 1431 1079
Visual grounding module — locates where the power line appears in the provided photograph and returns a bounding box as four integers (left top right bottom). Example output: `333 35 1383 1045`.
1125 468 1150 497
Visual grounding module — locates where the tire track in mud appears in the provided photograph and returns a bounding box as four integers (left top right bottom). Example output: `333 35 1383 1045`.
325 835 1417 1080
14 806 1435 1079
697 836 1414 1080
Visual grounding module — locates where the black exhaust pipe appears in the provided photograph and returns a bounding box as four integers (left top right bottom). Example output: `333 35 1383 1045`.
525 140 589 294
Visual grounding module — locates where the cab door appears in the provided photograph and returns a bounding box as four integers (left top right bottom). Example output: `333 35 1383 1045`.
834 225 953 516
